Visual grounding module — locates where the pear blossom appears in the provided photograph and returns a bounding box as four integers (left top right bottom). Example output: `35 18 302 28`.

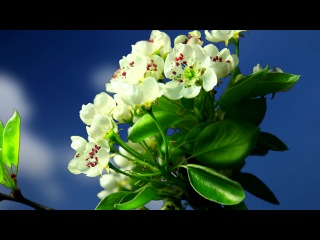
144 55 165 80
68 136 110 177
112 94 134 123
114 76 164 109
80 92 116 125
205 30 247 45
203 44 239 79
106 52 147 93
253 63 283 73
131 30 172 58
86 114 117 139
163 43 217 99
97 170 133 200
174 30 203 47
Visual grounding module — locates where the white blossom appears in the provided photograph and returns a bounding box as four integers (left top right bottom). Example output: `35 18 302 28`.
68 136 110 177
174 30 203 47
131 30 172 58
163 43 217 99
203 44 239 79
205 30 246 45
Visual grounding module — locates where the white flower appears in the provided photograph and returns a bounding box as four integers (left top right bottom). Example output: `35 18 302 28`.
68 136 110 177
131 30 172 58
203 44 239 79
97 171 133 200
163 43 217 99
205 30 246 45
253 63 283 73
112 94 133 123
86 114 116 139
174 30 203 47
106 52 147 93
80 92 116 125
144 55 165 80
115 76 164 109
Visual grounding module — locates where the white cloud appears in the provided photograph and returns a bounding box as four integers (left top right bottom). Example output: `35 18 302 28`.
0 72 34 124
90 64 117 91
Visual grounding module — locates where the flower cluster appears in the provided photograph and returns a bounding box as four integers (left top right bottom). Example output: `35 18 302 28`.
68 30 299 210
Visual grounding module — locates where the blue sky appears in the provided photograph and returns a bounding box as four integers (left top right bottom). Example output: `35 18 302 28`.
0 30 318 210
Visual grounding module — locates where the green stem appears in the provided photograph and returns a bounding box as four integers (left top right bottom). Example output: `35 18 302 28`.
112 133 159 172
108 163 163 184
147 109 169 173
140 140 159 167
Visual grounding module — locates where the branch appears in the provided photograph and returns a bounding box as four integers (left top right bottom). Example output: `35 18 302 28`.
0 189 55 210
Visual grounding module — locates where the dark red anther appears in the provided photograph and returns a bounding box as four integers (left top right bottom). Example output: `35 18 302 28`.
122 72 126 76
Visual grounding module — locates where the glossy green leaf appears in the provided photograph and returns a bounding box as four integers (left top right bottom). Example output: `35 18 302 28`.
0 121 4 182
95 191 130 210
180 97 194 110
128 111 183 142
193 119 260 169
114 186 157 210
232 172 279 205
187 164 245 205
0 120 4 148
185 122 211 143
2 110 21 170
153 96 181 114
224 200 248 210
257 132 288 151
218 66 268 110
224 98 267 126
247 72 300 98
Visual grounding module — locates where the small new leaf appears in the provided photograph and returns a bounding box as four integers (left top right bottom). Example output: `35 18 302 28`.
2 110 21 172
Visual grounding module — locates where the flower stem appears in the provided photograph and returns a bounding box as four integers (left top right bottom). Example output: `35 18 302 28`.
147 109 169 173
111 133 159 172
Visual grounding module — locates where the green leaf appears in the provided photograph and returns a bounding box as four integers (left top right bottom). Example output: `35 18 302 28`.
114 186 157 210
128 111 183 142
95 191 130 210
185 122 211 143
180 97 194 110
232 172 279 205
153 96 181 114
224 200 248 210
247 72 300 98
2 110 21 171
192 119 260 169
0 121 4 183
186 164 245 205
218 66 268 110
224 98 267 126
257 132 288 151
0 120 4 149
